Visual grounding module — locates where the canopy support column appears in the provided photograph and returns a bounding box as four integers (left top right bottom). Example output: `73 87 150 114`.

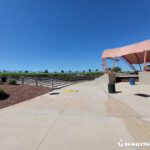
102 58 105 72
121 57 136 72
102 58 108 73
111 58 116 73
134 53 142 71
143 51 147 72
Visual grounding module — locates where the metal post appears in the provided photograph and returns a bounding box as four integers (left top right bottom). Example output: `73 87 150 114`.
121 57 136 72
143 50 147 72
111 58 116 73
102 58 108 74
134 53 142 71
36 79 38 86
102 58 105 72
52 79 54 90
22 77 24 85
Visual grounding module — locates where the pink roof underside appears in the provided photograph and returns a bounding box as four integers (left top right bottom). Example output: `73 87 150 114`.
102 39 150 64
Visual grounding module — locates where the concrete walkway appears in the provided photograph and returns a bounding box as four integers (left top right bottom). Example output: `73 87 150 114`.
0 77 150 150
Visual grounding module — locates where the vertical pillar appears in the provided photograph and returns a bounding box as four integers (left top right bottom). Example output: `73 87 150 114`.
102 59 105 72
102 58 108 73
143 51 147 72
36 79 38 86
111 58 116 73
22 77 24 85
52 79 54 90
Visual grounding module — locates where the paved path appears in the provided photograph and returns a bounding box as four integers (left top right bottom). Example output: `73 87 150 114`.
0 77 150 150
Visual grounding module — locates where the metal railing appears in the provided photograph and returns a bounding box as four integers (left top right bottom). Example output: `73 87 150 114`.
17 77 75 90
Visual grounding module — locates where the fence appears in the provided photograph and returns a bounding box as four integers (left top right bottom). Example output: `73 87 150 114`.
0 74 103 89
17 77 75 90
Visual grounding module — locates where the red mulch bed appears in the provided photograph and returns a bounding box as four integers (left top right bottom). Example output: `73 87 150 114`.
0 83 52 109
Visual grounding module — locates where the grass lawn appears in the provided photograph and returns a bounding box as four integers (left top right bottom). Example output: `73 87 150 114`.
0 72 104 76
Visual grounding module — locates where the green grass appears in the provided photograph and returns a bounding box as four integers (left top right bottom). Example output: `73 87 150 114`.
7 79 17 85
0 72 104 76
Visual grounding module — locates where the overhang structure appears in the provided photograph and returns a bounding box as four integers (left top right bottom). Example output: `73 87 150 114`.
102 39 150 73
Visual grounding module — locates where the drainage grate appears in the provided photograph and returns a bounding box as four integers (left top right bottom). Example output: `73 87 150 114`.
50 92 60 95
134 93 150 97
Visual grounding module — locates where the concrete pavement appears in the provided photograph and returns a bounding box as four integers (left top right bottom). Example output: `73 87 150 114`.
0 77 150 150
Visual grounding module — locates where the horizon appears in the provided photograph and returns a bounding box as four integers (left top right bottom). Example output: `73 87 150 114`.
0 0 150 72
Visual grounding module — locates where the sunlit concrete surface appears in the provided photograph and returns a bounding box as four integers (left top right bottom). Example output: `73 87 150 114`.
0 76 150 150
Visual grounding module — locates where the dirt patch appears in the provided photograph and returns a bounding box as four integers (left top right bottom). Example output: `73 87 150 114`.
0 83 52 109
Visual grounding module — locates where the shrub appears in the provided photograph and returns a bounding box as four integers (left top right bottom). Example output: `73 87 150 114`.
113 67 121 72
88 69 91 72
107 67 121 72
7 79 16 85
25 70 28 73
43 69 48 73
0 88 9 100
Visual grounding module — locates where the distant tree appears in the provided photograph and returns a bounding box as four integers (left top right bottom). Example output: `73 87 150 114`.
44 69 48 73
69 70 72 73
25 70 28 73
107 68 111 71
54 71 57 73
107 67 121 72
61 70 64 73
96 69 99 72
113 67 121 72
88 69 91 72
83 70 86 73
76 71 78 73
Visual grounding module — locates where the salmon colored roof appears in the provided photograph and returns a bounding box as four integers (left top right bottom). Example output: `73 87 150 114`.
102 39 150 64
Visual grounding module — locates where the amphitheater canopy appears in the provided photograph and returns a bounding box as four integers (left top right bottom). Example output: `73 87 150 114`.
102 39 150 72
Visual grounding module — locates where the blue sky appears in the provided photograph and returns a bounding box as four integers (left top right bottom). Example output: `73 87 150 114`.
0 0 150 72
